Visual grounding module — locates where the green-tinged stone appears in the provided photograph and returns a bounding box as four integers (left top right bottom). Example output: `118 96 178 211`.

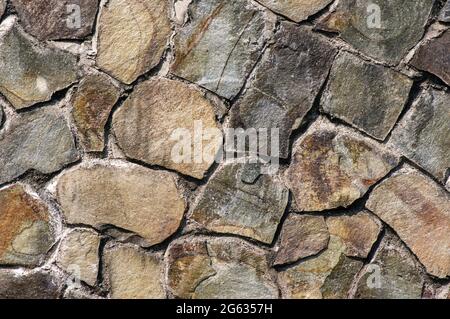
321 255 363 299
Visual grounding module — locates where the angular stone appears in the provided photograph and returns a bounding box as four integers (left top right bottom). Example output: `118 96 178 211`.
104 244 165 299
367 165 450 278
113 78 221 179
55 161 185 247
72 73 121 152
326 210 382 258
0 107 79 184
0 269 61 299
63 286 102 299
0 184 55 267
0 16 78 109
285 118 399 212
255 0 333 22
191 162 289 244
11 0 100 40
231 23 337 158
440 1 450 22
274 215 329 265
354 232 424 299
166 236 278 299
390 88 450 181
96 0 171 84
321 51 413 140
411 30 450 86
171 0 275 99
56 229 101 286
318 0 434 64
423 282 450 299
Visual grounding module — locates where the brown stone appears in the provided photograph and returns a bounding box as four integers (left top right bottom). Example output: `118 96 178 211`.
255 0 333 22
0 269 61 299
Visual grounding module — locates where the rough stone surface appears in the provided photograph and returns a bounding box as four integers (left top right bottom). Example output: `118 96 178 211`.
11 0 100 40
113 78 221 179
166 236 278 299
191 162 289 244
56 229 101 286
0 184 55 267
321 51 413 140
318 0 434 64
440 1 450 22
367 165 450 278
0 269 61 299
96 0 171 84
231 23 337 158
286 118 399 212
104 244 165 299
274 214 329 265
56 162 185 247
0 16 78 109
171 0 276 99
0 107 79 185
256 0 333 22
0 0 5 18
390 88 450 181
71 73 121 152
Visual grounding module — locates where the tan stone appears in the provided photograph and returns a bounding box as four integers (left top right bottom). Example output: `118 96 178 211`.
0 0 5 18
256 0 333 22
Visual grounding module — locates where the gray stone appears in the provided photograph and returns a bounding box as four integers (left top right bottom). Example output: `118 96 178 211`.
255 0 333 22
439 1 450 22
0 269 61 299
321 51 413 140
0 0 5 19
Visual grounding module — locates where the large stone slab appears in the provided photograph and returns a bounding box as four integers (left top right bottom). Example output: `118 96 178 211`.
321 51 413 140
0 16 78 109
255 0 333 22
96 0 171 84
367 165 450 278
55 161 186 247
171 0 276 99
0 269 62 299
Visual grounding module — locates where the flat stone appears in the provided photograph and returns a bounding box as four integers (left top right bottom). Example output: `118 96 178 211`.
0 269 61 299
0 16 78 109
439 1 450 22
354 232 424 299
0 106 79 185
317 0 434 64
326 210 382 258
423 282 450 299
63 286 103 299
171 0 276 100
72 73 121 152
56 229 101 286
55 161 185 247
390 88 450 181
0 0 5 18
96 0 171 84
321 51 413 140
231 23 337 158
367 165 450 278
113 78 221 179
274 214 329 266
191 162 289 244
285 117 399 212
0 184 55 267
166 236 278 299
255 0 333 22
104 244 165 299
11 0 100 40
411 30 450 86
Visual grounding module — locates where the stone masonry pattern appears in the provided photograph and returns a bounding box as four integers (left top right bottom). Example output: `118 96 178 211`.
0 0 449 299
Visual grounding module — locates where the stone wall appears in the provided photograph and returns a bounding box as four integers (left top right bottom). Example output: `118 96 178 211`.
0 0 449 299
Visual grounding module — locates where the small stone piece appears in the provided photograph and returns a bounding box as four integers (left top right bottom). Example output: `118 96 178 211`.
72 73 121 152
321 51 413 140
11 0 100 40
367 165 450 278
440 1 450 22
56 229 101 286
411 30 450 86
274 215 329 266
104 244 165 299
390 88 449 181
0 107 79 185
97 0 171 84
326 210 382 258
286 118 399 212
0 269 61 299
0 16 78 109
318 0 434 64
113 78 221 179
191 162 289 244
0 0 5 18
0 184 55 267
446 177 450 192
56 162 185 247
166 236 278 299
171 0 275 99
255 0 333 22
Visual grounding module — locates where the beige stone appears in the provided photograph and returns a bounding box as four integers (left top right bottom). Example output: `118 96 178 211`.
256 0 333 22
